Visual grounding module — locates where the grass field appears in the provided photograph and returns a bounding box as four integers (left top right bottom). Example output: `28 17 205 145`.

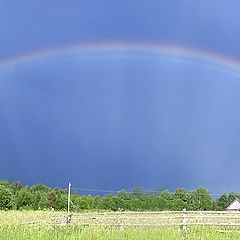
1 211 240 240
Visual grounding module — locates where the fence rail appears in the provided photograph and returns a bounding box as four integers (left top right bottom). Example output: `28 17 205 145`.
8 211 240 227
48 211 240 227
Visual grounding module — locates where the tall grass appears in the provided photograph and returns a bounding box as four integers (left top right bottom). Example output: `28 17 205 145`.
1 225 240 240
1 211 240 239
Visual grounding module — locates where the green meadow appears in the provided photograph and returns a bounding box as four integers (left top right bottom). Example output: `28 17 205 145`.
1 211 240 240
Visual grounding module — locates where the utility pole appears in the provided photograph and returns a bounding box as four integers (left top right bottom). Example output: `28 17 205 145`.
67 182 71 224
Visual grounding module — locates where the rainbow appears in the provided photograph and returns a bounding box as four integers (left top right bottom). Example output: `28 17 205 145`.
1 42 240 74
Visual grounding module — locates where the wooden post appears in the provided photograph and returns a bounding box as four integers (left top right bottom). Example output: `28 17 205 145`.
67 182 71 224
181 208 187 230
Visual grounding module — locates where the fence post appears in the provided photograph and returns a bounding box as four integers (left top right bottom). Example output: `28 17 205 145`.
181 208 187 230
66 182 72 224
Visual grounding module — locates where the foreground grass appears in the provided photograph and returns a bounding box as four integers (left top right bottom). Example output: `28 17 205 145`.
0 225 240 240
1 211 240 239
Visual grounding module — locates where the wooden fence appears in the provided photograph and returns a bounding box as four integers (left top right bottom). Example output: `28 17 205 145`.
50 211 240 227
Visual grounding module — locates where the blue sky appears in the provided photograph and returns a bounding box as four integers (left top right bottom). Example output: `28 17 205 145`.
0 1 240 193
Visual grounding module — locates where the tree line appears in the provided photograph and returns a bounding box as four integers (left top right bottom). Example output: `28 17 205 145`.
0 179 238 211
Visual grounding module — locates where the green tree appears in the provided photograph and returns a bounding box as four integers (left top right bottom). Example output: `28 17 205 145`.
47 191 58 209
0 185 15 210
32 191 48 210
173 188 188 210
158 191 173 210
217 193 229 210
131 188 145 199
11 181 23 194
188 187 213 210
15 187 33 209
217 192 239 210
31 184 50 193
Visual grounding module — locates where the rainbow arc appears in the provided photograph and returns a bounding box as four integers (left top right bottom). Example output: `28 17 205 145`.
0 42 240 73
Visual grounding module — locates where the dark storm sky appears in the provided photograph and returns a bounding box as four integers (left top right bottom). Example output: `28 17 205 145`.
0 0 240 193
